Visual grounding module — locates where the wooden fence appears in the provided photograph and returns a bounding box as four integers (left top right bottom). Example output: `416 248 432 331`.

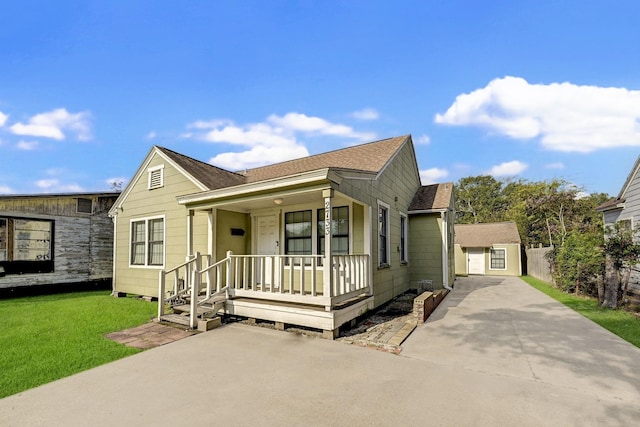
525 245 554 284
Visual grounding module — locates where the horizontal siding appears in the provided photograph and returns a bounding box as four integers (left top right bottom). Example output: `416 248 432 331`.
338 142 421 307
0 195 116 289
408 215 443 288
113 153 202 297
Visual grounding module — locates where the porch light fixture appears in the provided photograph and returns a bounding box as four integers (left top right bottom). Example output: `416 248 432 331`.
274 198 283 205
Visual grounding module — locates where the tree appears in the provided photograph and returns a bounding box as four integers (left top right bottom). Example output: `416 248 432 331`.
110 180 123 192
602 222 640 308
454 176 506 224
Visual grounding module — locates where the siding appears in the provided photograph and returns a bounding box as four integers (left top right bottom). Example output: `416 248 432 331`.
0 194 117 289
113 154 202 296
337 141 422 307
408 215 444 288
454 244 521 276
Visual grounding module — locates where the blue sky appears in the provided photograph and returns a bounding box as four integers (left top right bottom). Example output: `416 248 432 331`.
1 1 639 196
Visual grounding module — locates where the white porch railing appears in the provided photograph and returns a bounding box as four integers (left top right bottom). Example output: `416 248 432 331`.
158 251 371 327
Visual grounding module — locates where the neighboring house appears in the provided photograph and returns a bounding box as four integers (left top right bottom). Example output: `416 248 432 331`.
454 221 522 276
109 135 455 336
0 192 119 291
596 156 640 294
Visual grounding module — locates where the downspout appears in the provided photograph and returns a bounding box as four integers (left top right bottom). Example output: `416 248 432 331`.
111 213 117 295
441 211 453 290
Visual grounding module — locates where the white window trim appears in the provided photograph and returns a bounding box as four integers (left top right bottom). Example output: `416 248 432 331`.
147 164 165 190
280 203 353 269
377 200 391 268
489 247 507 271
129 215 165 268
400 212 408 264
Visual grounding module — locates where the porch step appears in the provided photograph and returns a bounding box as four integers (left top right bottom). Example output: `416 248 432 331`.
159 313 191 326
171 295 226 320
172 304 220 317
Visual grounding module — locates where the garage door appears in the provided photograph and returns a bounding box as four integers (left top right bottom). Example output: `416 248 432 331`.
468 249 485 275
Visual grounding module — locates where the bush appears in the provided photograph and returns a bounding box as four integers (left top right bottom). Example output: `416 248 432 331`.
550 230 604 297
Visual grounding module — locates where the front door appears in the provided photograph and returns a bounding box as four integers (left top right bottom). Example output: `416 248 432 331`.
256 215 278 286
468 248 485 275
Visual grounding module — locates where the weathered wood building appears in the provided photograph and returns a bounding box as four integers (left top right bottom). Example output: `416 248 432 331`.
0 192 119 292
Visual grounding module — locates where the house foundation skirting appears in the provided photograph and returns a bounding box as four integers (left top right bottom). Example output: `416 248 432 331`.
225 296 374 331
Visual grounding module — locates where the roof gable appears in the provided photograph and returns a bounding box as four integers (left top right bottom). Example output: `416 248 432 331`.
408 183 454 212
155 146 246 190
617 154 640 200
455 222 521 247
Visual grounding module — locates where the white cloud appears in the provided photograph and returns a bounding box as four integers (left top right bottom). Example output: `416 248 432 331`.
420 167 449 185
210 145 310 171
145 131 157 140
486 160 528 177
545 162 565 170
16 140 38 150
186 112 376 170
35 178 83 193
415 134 431 145
0 185 14 194
0 111 8 127
10 108 91 141
267 113 375 140
350 108 380 121
435 76 640 153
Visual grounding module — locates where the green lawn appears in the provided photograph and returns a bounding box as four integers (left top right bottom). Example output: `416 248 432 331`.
522 276 640 348
0 291 158 398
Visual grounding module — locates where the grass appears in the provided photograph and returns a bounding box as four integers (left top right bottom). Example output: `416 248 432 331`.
0 291 157 398
522 275 640 348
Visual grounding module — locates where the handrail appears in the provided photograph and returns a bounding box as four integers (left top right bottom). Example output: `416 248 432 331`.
159 251 372 325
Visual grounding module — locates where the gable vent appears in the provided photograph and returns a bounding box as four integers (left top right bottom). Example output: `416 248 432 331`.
148 166 164 190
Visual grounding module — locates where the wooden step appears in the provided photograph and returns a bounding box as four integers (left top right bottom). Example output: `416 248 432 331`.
160 313 191 326
172 303 225 318
172 304 218 316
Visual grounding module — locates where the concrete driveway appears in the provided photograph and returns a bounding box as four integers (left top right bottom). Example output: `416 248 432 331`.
1 276 639 426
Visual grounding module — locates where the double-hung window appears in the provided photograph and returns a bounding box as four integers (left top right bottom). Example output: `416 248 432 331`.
130 217 164 266
490 248 506 270
400 213 408 263
284 210 312 257
284 207 350 265
378 201 390 267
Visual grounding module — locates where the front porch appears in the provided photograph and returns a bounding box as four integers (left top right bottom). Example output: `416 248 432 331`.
158 251 374 337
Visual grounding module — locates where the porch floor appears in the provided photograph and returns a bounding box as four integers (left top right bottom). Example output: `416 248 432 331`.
108 290 444 352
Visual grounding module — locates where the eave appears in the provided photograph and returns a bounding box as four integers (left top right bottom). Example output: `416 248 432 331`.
177 168 341 206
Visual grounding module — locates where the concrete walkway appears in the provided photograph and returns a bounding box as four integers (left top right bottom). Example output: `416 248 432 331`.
1 276 639 426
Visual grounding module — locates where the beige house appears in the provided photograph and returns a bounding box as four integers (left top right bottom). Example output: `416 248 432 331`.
109 135 454 337
408 183 455 290
454 222 522 276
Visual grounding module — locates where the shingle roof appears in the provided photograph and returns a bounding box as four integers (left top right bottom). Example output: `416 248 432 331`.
243 135 410 183
595 197 624 212
155 135 410 192
454 222 521 247
156 146 247 190
408 183 454 211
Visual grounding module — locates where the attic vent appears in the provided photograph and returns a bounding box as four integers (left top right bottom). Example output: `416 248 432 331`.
148 165 164 190
77 198 93 214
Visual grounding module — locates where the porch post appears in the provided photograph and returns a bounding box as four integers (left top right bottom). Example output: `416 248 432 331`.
187 209 194 257
323 189 334 304
208 209 216 260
